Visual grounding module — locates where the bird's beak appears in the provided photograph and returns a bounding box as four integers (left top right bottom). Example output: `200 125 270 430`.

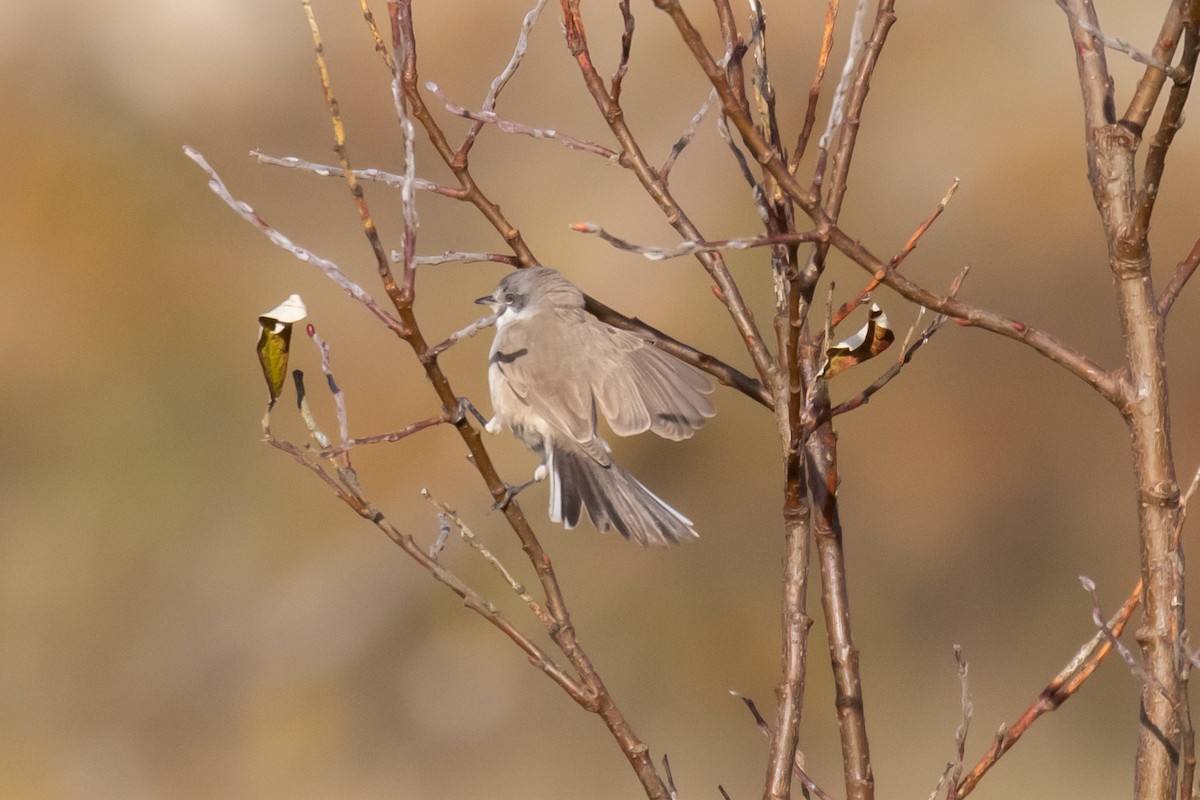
475 294 495 306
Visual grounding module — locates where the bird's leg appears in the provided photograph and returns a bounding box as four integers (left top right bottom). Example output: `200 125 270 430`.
451 396 491 428
493 463 548 510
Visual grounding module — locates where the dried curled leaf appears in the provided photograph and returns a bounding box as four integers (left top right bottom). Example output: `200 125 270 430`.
256 294 307 404
822 303 894 378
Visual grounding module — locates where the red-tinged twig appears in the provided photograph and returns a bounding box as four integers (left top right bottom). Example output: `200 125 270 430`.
183 147 406 335
818 0 893 217
390 4 540 271
1080 577 1174 701
1157 236 1200 319
826 266 965 421
571 221 821 260
252 150 468 198
457 0 549 162
792 0 840 171
834 178 959 327
952 581 1141 799
833 226 1123 403
957 464 1199 799
826 309 945 421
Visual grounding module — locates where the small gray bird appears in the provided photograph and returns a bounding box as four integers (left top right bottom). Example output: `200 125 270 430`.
476 268 715 546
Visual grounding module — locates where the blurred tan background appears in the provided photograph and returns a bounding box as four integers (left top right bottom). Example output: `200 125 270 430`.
3 1 1199 798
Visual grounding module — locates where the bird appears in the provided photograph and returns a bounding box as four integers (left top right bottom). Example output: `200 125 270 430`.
475 267 716 546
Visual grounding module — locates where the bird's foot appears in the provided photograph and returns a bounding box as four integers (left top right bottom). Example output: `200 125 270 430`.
451 396 490 427
493 476 540 510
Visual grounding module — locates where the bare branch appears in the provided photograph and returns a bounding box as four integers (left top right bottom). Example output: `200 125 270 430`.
430 82 622 162
1055 0 1185 90
949 646 973 793
729 692 834 800
792 1 840 170
458 0 550 159
571 221 820 260
1157 237 1200 319
252 151 466 197
661 87 717 180
423 311 500 361
182 147 406 335
834 177 959 327
562 0 778 392
422 489 552 625
952 576 1142 798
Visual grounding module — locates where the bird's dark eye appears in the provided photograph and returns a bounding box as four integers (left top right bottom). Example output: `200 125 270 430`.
504 292 516 305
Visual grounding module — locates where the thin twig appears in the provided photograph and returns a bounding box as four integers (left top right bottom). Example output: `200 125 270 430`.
302 0 400 306
183 147 406 335
457 0 550 159
562 0 777 391
402 250 521 267
834 178 959 327
952 579 1141 798
252 151 466 198
423 311 500 361
611 0 635 102
1055 0 1185 84
1134 2 1196 232
422 489 551 624
792 0 840 170
1157 237 1200 318
430 83 622 162
949 646 972 793
315 413 451 458
571 222 820 260
661 87 717 180
729 692 834 800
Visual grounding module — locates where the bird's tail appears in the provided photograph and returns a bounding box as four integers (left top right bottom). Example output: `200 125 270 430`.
546 441 697 546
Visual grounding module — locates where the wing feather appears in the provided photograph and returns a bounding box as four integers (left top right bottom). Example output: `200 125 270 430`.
588 325 716 440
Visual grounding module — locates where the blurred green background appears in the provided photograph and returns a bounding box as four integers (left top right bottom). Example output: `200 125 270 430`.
3 2 1199 798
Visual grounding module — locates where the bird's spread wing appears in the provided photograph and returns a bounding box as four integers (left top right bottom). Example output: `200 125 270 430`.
589 324 716 441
